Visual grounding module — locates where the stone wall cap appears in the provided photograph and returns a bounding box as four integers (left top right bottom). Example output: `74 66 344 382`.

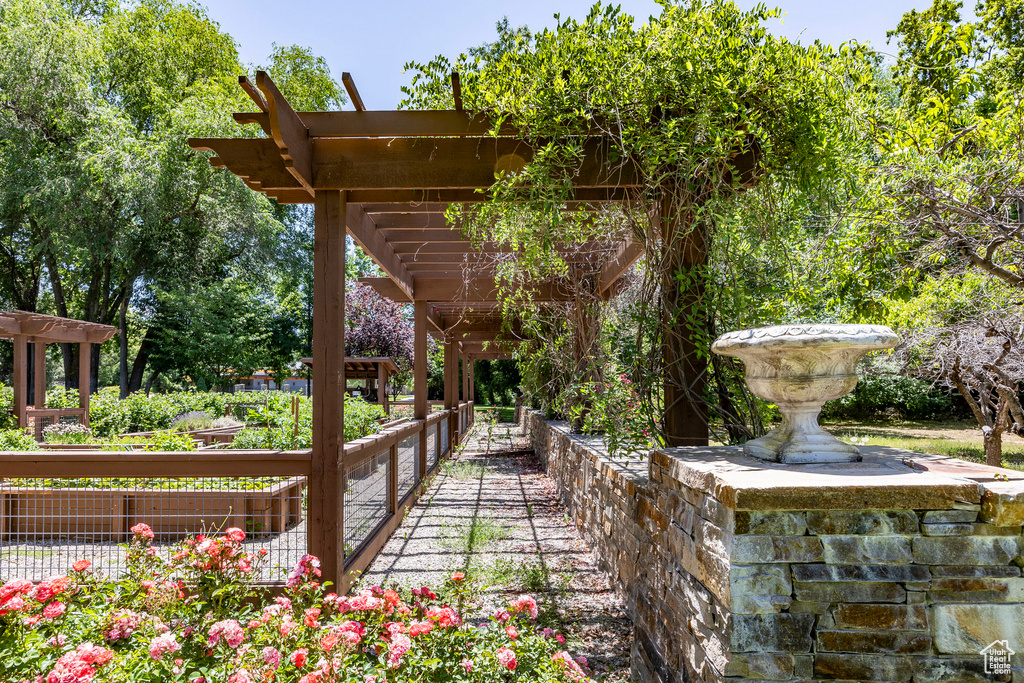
655 445 982 510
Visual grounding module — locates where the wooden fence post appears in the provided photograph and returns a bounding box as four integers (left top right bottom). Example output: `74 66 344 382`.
33 342 46 408
78 343 91 427
414 301 428 475
13 335 27 429
310 190 347 589
443 336 455 453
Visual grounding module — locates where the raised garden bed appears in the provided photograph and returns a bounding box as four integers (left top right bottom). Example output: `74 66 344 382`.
0 477 305 542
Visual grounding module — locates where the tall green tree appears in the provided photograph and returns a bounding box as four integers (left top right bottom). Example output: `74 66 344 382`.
402 1 865 445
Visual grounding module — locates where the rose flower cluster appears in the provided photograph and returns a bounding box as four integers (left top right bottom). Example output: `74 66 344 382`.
0 524 596 682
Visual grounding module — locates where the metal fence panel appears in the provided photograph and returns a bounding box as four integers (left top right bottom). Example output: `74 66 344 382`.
342 449 390 559
426 423 438 470
0 476 307 583
397 433 419 498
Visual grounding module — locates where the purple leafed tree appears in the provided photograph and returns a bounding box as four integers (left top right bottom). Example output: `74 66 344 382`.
345 283 414 374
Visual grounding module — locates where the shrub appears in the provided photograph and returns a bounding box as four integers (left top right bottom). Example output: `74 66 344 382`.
103 431 197 452
170 411 214 432
0 429 38 450
556 367 652 458
230 395 384 450
42 422 94 445
0 527 597 682
821 373 954 421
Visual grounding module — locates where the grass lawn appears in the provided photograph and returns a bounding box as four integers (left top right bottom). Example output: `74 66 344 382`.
475 405 515 422
822 419 1024 471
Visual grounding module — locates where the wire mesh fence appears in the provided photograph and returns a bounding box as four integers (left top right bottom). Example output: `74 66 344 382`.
397 433 419 500
0 476 307 583
0 406 470 586
342 448 390 559
426 423 438 471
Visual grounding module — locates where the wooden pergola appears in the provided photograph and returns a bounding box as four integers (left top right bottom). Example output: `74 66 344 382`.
1 311 116 438
188 71 644 586
300 356 400 414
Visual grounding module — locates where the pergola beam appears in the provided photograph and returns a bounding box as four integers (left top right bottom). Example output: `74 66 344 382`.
359 276 576 303
347 204 414 300
598 239 644 294
256 70 313 194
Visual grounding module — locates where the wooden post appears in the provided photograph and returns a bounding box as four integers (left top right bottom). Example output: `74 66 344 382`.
443 336 455 450
311 190 347 589
461 351 469 405
414 302 428 475
661 193 710 447
389 442 398 512
78 342 91 427
33 342 46 408
13 335 27 429
378 363 389 416
468 360 475 426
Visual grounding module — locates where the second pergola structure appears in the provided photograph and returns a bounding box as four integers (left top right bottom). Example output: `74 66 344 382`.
300 357 400 415
1 311 116 440
190 71 643 587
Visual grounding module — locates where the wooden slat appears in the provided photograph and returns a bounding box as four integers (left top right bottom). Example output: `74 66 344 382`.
256 71 314 193
346 203 414 300
342 73 366 112
374 214 457 229
346 188 633 204
360 276 577 303
238 76 269 112
190 138 304 191
378 229 467 243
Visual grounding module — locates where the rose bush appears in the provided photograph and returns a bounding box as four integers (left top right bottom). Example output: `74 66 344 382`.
0 526 596 682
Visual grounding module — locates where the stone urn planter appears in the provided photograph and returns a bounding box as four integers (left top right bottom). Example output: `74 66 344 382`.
711 324 898 464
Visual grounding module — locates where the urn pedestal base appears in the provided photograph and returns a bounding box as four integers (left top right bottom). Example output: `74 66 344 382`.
744 407 861 464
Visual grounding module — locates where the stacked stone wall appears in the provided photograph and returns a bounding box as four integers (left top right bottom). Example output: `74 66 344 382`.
525 411 1024 683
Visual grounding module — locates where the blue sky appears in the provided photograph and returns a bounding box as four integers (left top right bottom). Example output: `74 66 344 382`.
202 0 956 109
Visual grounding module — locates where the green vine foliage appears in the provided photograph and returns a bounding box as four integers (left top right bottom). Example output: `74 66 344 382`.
401 0 870 446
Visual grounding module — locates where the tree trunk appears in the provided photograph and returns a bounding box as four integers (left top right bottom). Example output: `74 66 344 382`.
984 428 1003 468
660 188 710 447
119 297 129 399
128 328 157 393
144 370 160 395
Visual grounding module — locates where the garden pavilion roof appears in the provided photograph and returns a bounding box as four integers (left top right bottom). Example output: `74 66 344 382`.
0 310 117 344
187 71 645 341
299 356 400 378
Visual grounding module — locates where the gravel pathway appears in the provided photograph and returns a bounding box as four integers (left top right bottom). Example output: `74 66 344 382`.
359 421 633 681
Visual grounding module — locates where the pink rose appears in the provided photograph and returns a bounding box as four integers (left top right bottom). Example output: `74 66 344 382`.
42 601 65 619
496 647 517 671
